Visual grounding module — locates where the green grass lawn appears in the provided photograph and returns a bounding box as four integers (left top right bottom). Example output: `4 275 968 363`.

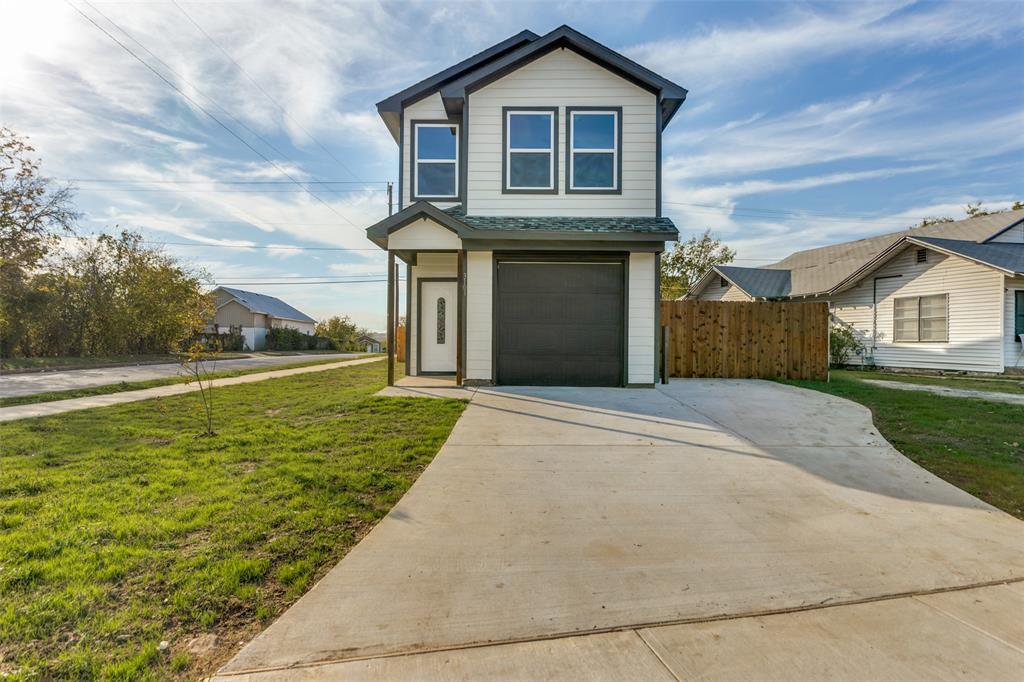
0 361 466 680
838 368 1024 395
0 357 367 408
784 372 1024 519
1 354 249 372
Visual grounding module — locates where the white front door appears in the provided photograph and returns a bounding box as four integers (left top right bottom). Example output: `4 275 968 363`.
420 280 458 373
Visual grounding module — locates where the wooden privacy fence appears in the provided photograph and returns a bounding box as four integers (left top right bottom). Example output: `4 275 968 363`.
660 300 829 381
395 325 406 363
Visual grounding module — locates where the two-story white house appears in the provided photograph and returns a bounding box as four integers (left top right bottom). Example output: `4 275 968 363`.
366 26 686 386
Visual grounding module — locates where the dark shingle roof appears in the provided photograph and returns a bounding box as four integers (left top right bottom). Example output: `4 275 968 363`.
717 266 791 298
444 206 677 235
910 237 1024 275
216 287 317 324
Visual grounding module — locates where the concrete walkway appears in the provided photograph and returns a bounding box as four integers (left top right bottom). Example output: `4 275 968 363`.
861 378 1024 406
0 357 384 422
0 353 363 398
215 379 1024 680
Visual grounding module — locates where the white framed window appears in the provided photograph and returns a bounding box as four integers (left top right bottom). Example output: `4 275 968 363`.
568 108 620 192
504 109 556 192
894 294 948 343
413 122 458 199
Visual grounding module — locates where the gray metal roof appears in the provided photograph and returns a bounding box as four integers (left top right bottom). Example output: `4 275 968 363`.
717 265 791 298
216 287 317 324
753 209 1024 296
910 237 1024 275
444 206 677 235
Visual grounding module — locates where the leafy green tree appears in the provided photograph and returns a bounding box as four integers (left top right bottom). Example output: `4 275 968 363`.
0 128 78 355
315 315 359 349
660 229 736 300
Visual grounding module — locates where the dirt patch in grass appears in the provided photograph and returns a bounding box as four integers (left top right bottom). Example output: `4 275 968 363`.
0 361 466 679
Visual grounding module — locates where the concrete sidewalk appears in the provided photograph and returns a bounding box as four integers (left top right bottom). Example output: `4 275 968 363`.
0 357 384 422
214 379 1024 680
1 353 364 398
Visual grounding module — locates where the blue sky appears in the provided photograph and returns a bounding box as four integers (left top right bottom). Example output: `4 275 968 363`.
2 1 1022 329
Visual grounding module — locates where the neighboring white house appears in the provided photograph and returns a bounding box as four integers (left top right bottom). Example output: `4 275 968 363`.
210 287 317 351
686 210 1024 373
366 26 686 386
356 334 383 353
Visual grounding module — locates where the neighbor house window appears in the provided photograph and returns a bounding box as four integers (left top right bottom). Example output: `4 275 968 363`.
413 123 458 199
504 108 556 192
894 294 948 342
568 108 621 192
1015 290 1024 341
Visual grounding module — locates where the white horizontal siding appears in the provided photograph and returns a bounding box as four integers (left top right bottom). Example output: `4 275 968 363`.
830 245 1004 372
465 252 493 380
698 281 753 302
402 94 459 211
467 49 657 217
387 218 462 250
408 253 457 375
989 223 1024 243
1005 276 1024 369
628 252 656 384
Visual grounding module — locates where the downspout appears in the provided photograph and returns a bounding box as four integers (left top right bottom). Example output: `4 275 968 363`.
872 275 902 358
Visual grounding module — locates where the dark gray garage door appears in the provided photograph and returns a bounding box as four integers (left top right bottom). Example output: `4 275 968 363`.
496 260 624 386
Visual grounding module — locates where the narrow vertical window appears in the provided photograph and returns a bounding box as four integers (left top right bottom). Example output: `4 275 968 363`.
1013 290 1023 340
504 109 556 192
436 297 446 344
413 123 458 199
568 108 620 192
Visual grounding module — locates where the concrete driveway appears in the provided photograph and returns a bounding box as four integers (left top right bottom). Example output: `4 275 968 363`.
215 379 1024 680
0 353 362 398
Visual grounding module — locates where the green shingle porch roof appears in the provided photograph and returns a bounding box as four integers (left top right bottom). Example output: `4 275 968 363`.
443 206 678 235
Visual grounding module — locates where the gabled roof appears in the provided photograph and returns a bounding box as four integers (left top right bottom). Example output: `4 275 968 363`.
909 237 1024 275
375 26 688 141
214 287 317 324
717 266 792 299
438 25 687 128
365 201 478 249
690 209 1024 300
375 30 539 142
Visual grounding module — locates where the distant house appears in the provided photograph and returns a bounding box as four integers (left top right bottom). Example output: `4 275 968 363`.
686 210 1024 373
356 334 383 353
211 287 317 351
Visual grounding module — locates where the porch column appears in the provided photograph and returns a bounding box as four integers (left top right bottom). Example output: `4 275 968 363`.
386 249 395 386
456 249 465 386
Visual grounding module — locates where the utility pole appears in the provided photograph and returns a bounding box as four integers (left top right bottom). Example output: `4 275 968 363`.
387 181 393 216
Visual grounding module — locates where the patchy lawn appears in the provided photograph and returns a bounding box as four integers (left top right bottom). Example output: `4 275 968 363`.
784 372 1024 520
840 369 1024 395
0 354 248 373
0 357 365 408
0 361 465 680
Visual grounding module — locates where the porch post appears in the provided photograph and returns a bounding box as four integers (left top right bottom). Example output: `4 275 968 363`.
456 249 465 386
387 249 395 386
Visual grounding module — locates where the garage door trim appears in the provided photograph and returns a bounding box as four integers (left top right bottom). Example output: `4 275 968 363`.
491 251 629 386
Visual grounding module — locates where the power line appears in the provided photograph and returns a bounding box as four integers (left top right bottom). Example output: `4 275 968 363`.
661 201 936 227
67 235 381 251
70 1 362 230
212 279 401 286
73 187 385 194
171 0 378 191
66 179 389 185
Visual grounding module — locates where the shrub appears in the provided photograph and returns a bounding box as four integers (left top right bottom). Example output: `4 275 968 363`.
830 320 865 367
265 327 323 351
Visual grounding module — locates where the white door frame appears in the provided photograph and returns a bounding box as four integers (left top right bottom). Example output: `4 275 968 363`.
418 277 458 374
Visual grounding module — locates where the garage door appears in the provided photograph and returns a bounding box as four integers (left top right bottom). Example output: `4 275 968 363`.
495 260 624 386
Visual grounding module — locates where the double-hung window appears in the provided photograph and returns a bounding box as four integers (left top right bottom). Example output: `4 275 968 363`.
893 294 948 343
413 122 458 199
504 108 557 192
567 108 621 192
1014 290 1024 342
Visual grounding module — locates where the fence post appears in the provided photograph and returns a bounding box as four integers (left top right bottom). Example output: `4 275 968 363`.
661 325 670 384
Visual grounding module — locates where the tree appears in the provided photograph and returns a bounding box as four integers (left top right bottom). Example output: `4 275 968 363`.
660 229 736 300
0 128 79 355
315 315 359 350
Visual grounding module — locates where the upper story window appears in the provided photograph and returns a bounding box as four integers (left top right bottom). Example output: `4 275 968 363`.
413 122 458 200
568 108 621 193
503 108 557 193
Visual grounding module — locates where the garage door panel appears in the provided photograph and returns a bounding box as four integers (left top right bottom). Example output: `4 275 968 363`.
496 260 624 386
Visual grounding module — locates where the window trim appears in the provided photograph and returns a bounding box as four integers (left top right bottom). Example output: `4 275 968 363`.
411 120 459 201
566 106 623 195
893 293 949 343
502 107 558 195
1014 289 1024 341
